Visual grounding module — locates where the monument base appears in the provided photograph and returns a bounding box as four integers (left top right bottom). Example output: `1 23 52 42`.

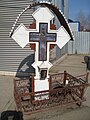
34 79 49 100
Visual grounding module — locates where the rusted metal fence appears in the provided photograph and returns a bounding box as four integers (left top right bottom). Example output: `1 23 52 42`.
14 71 89 114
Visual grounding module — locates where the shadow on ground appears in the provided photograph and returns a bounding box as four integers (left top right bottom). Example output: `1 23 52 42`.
0 110 23 120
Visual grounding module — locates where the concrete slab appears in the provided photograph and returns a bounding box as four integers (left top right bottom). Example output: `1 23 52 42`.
50 55 87 76
0 75 15 114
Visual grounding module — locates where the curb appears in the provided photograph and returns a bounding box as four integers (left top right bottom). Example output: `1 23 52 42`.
53 54 68 65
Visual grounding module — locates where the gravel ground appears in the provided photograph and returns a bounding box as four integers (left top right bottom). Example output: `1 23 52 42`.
0 55 90 120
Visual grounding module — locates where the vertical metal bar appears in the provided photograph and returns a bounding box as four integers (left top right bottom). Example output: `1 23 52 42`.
32 76 35 99
63 71 67 85
81 87 85 100
86 72 89 83
49 76 52 90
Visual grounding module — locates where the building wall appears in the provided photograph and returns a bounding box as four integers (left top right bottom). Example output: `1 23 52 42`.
69 22 80 32
0 0 35 76
52 0 68 18
63 0 68 19
56 31 90 59
68 32 90 54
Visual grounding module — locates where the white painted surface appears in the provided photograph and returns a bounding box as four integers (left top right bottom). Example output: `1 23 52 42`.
32 61 52 79
48 26 71 49
56 26 70 49
35 79 49 100
32 7 54 23
12 7 71 50
12 23 29 48
35 79 49 92
69 23 79 32
12 23 39 48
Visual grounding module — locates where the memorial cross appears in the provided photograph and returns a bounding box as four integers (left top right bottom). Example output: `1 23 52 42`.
11 6 72 97
29 23 56 61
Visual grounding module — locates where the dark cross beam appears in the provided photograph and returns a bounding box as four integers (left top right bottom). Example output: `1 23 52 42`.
29 23 56 61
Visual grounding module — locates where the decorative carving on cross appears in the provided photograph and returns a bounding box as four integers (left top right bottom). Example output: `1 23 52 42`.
29 23 56 51
29 23 56 61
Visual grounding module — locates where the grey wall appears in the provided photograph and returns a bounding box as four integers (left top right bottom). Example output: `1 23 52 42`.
51 0 68 29
68 32 90 54
64 0 68 19
0 0 35 76
53 31 90 61
52 0 68 18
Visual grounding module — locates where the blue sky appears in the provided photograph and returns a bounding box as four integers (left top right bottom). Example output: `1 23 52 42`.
69 0 90 20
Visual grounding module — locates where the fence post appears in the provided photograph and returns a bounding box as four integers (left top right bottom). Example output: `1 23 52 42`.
63 71 67 85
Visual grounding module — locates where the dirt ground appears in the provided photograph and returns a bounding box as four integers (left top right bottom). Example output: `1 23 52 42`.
24 106 90 120
0 55 90 120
